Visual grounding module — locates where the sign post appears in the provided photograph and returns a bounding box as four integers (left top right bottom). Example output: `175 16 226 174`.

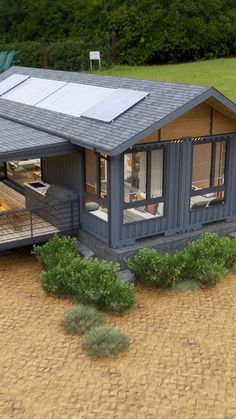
89 51 101 69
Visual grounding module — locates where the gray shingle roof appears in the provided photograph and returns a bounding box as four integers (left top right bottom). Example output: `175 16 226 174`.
0 66 235 156
0 116 69 160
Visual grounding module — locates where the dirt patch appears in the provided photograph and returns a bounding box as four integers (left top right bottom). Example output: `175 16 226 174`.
0 247 236 418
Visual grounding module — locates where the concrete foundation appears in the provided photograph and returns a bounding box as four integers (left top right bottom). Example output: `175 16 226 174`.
78 220 236 269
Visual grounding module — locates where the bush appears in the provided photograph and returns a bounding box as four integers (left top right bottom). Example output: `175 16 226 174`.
33 235 77 271
126 247 161 283
61 305 105 334
184 233 236 271
181 233 231 286
127 248 184 288
72 258 134 313
39 255 88 295
37 240 134 313
127 233 234 288
82 326 130 358
0 38 111 71
188 259 226 286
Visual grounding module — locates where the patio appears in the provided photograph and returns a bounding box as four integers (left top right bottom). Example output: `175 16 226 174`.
0 248 235 418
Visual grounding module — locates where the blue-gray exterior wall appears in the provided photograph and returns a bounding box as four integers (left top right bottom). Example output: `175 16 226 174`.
107 133 236 249
41 135 236 250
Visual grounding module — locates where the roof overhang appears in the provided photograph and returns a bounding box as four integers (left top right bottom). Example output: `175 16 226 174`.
0 116 79 162
106 88 236 156
0 141 78 162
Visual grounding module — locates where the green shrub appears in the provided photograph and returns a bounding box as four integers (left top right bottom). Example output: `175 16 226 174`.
0 38 111 71
39 256 88 296
33 235 77 271
184 233 236 271
127 233 234 288
72 258 134 313
38 249 134 313
180 233 232 286
61 304 105 334
188 259 226 286
82 326 130 358
127 247 161 282
127 248 184 288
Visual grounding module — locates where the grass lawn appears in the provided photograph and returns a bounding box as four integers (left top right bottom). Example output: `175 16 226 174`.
97 57 236 102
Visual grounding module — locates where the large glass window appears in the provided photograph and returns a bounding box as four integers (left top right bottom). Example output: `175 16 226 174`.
214 141 226 187
151 149 163 198
7 159 41 187
192 143 211 189
191 140 226 209
84 149 108 220
123 148 164 223
85 150 97 195
100 154 108 199
124 152 146 203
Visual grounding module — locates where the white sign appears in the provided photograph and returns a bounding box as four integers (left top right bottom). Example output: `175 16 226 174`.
89 51 100 60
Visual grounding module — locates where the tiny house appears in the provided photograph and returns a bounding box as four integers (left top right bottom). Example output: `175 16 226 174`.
0 66 235 252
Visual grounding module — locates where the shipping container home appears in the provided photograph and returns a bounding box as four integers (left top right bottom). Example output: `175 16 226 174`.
0 66 235 252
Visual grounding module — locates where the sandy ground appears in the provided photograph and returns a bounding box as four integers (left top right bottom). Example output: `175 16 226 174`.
0 247 236 419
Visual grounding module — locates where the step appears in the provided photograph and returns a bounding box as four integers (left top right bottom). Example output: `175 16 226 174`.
118 269 136 284
228 232 236 239
75 240 95 259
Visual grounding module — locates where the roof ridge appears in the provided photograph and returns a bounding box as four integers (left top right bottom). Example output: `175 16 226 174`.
5 66 211 90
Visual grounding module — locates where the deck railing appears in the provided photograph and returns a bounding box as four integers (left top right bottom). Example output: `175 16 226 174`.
0 199 79 247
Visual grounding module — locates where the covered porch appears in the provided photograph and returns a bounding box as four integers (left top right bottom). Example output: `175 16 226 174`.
0 183 59 248
0 181 79 251
0 118 80 251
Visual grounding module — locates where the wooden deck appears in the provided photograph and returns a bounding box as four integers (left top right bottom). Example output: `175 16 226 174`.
0 182 79 250
0 210 59 245
0 182 25 211
0 183 59 247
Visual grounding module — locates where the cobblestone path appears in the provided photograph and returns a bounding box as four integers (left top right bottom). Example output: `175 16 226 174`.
0 248 236 419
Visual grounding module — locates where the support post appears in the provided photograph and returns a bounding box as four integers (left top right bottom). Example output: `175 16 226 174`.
77 151 84 228
108 155 122 248
226 134 236 222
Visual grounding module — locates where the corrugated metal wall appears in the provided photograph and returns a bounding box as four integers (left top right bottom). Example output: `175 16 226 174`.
42 153 81 192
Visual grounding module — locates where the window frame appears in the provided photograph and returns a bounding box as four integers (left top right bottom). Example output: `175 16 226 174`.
123 144 165 210
84 150 109 208
190 138 228 205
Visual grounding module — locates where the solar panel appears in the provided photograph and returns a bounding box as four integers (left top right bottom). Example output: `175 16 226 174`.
82 88 149 122
37 83 114 117
0 74 29 96
0 75 149 123
2 77 67 105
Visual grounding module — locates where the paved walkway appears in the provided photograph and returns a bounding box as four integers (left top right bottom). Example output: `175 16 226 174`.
0 248 236 419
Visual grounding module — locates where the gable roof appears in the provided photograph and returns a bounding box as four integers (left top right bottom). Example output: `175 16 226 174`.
0 66 235 156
